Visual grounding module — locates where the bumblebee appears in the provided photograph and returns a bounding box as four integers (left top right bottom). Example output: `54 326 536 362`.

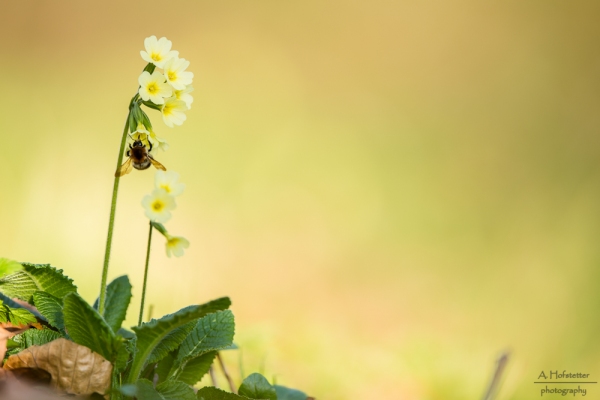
115 139 166 177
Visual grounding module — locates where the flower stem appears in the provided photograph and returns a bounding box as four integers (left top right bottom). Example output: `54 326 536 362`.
138 221 153 325
98 106 132 316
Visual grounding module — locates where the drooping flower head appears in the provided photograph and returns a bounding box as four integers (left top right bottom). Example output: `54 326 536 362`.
130 122 151 146
165 234 190 257
141 188 176 223
141 36 178 68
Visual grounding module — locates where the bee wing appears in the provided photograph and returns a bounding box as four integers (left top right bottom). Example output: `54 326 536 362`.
149 157 167 171
115 158 134 177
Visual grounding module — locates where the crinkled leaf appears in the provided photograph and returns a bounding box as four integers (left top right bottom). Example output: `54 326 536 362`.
274 386 307 400
156 351 177 384
11 328 62 350
118 327 136 339
136 378 196 400
156 379 197 400
93 275 132 332
239 373 277 400
0 292 44 321
0 258 23 278
0 263 76 303
175 351 216 385
127 297 231 384
170 310 235 383
0 302 37 327
63 292 122 365
197 387 254 400
4 338 112 396
175 310 235 365
33 291 64 330
147 320 195 364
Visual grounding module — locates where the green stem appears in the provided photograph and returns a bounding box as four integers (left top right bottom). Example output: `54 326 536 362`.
138 221 153 325
98 105 133 316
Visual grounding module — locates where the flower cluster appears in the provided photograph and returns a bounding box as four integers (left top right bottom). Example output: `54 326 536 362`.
126 36 193 158
142 171 189 257
139 36 193 128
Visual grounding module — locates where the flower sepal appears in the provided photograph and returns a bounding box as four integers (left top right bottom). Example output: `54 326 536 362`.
128 102 143 133
141 100 162 111
143 62 156 74
150 221 168 236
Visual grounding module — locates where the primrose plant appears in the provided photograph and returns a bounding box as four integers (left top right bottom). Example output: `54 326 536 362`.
0 36 310 400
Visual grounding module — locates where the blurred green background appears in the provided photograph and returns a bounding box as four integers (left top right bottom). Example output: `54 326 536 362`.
1 1 600 399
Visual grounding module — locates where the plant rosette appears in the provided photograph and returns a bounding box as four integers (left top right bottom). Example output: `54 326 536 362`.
0 35 312 400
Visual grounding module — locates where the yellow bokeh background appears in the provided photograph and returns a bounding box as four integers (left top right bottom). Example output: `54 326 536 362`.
2 1 600 399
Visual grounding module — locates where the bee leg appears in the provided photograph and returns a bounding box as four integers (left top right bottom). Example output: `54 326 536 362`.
148 140 153 152
126 150 131 157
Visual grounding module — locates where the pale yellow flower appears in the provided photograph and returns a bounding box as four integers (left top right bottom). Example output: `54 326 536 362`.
141 189 176 223
138 71 173 105
164 57 193 90
173 85 194 109
155 171 185 196
148 130 169 152
165 234 190 257
140 36 178 68
161 97 187 127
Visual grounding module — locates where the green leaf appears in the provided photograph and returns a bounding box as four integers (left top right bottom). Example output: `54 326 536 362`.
197 387 254 400
0 258 23 278
273 386 307 400
175 310 235 365
6 308 37 326
156 380 196 400
63 292 121 363
12 328 62 349
146 321 195 364
175 351 216 385
0 298 37 326
118 328 136 339
239 373 277 400
127 297 231 384
93 275 132 333
136 379 196 400
119 383 138 397
156 351 177 384
0 293 45 321
170 311 234 382
33 291 64 330
0 263 76 303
